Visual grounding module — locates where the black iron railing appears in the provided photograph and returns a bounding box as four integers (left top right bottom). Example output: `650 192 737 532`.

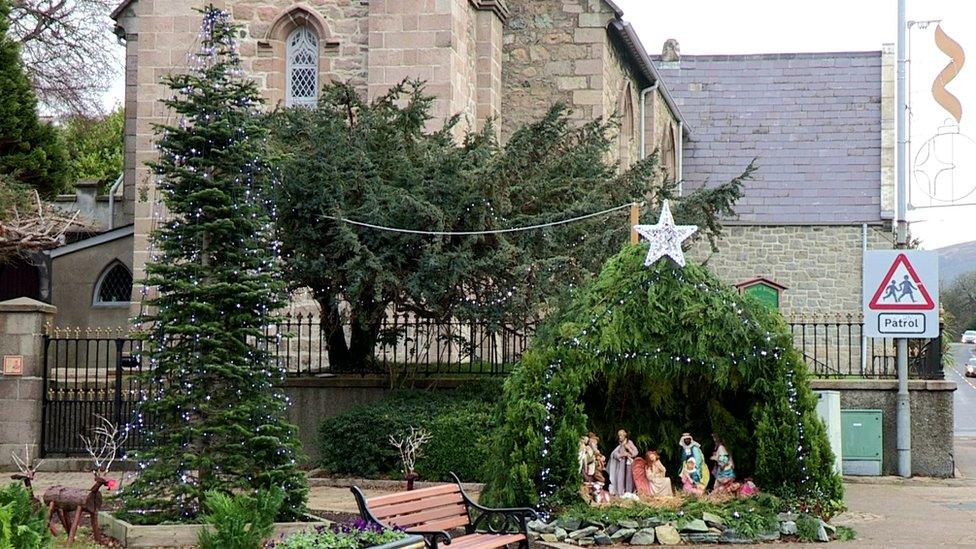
787 317 943 379
264 313 534 376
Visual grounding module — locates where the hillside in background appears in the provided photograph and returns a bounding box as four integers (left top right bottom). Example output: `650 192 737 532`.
936 240 976 285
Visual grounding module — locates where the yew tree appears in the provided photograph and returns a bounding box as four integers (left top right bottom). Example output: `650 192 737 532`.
270 81 754 371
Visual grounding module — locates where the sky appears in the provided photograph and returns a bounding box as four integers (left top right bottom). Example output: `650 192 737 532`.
613 0 976 250
100 0 974 249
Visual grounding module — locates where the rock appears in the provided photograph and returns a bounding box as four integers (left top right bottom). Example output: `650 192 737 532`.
681 532 720 543
540 533 558 543
578 537 595 547
582 520 606 530
816 524 829 542
780 520 798 535
528 519 548 532
555 527 568 541
755 528 781 542
569 526 600 540
594 533 612 546
528 531 541 541
605 524 620 536
629 528 656 545
702 511 725 528
679 519 709 533
640 516 664 529
557 518 582 532
717 529 753 544
820 520 837 535
610 528 636 542
777 512 798 522
654 525 681 545
617 519 640 530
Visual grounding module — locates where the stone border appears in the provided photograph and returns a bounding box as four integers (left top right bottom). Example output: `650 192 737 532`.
306 475 484 492
809 379 956 391
99 512 330 548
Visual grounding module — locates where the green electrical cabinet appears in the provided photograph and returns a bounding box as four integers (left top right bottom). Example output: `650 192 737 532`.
841 409 882 476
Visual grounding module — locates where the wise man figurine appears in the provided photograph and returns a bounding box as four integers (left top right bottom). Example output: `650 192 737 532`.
608 429 638 496
678 433 709 490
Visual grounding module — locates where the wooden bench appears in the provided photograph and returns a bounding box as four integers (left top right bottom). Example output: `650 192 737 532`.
352 473 537 549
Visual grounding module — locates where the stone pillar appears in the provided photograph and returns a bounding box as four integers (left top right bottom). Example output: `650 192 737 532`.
0 298 56 468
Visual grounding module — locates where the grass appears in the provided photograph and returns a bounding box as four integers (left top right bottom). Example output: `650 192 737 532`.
53 528 109 548
835 525 857 541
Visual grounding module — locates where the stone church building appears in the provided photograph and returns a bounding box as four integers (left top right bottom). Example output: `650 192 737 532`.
38 0 894 329
104 0 685 317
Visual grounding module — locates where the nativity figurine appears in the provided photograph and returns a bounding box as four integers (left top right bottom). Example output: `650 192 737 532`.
632 449 673 497
608 429 638 496
710 434 741 495
678 433 709 490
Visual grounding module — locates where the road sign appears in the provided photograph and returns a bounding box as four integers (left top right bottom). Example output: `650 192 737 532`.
862 251 939 338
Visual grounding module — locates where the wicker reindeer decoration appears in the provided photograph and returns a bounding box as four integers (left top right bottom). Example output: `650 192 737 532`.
44 416 126 545
10 445 43 510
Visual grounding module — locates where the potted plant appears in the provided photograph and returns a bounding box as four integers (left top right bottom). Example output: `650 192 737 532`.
266 520 424 549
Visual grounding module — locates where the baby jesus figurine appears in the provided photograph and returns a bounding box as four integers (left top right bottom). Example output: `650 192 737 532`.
632 450 673 497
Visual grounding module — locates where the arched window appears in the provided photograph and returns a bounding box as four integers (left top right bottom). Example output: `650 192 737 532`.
93 261 132 305
286 26 320 108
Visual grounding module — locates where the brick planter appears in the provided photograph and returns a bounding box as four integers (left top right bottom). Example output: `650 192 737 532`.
98 512 330 548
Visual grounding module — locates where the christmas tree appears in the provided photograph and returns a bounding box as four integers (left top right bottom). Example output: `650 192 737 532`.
120 6 307 523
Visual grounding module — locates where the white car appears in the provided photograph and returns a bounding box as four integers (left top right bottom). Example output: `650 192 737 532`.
967 357 976 378
962 330 976 344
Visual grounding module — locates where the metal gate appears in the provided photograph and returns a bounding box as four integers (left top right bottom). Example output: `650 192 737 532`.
41 334 150 457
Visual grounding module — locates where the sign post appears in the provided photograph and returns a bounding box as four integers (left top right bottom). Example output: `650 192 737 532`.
863 249 939 478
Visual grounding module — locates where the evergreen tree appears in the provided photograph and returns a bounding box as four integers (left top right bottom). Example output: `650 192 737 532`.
120 6 307 523
270 83 752 371
0 0 68 196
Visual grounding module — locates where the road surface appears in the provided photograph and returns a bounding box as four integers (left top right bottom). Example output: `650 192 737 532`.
948 343 976 437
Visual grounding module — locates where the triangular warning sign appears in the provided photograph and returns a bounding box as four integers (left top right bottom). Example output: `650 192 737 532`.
868 253 936 310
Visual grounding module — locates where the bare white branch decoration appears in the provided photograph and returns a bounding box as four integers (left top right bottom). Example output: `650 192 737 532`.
389 426 432 476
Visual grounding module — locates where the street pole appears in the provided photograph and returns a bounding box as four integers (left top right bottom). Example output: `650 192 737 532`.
895 0 911 478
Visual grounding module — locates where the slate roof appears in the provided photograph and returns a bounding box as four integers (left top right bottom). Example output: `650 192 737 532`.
656 52 884 224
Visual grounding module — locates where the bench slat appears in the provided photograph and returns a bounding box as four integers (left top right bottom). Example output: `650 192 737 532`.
384 503 468 529
367 484 460 507
407 514 471 534
449 533 526 549
372 493 466 520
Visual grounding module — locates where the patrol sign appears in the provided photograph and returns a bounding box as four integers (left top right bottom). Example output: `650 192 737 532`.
862 251 939 338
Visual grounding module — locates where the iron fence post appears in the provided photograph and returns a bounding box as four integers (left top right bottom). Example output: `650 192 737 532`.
113 339 125 431
40 334 49 458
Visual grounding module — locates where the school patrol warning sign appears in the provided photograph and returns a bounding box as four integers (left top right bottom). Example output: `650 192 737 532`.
862 250 939 338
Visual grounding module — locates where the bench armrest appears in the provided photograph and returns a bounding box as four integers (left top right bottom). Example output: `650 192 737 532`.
449 473 538 535
408 529 453 548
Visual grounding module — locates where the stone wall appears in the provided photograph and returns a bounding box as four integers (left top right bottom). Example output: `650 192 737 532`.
50 234 134 330
280 377 466 465
811 379 956 477
234 0 370 102
689 224 893 316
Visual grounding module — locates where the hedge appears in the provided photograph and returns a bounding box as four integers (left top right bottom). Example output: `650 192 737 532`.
318 381 501 482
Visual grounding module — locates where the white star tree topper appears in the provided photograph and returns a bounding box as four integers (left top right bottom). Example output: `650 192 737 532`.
633 201 698 267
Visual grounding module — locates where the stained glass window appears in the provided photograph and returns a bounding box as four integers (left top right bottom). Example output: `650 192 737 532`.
286 27 319 108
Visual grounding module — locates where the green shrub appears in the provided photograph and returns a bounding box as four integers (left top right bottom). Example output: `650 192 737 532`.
198 487 284 549
318 381 500 481
0 482 51 548
795 514 822 542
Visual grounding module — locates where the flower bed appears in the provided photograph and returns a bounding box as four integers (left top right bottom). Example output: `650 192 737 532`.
266 520 423 549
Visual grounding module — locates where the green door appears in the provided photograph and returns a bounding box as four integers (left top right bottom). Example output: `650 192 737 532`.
841 410 882 461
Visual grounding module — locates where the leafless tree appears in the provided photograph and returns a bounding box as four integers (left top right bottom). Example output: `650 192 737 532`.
8 0 122 115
